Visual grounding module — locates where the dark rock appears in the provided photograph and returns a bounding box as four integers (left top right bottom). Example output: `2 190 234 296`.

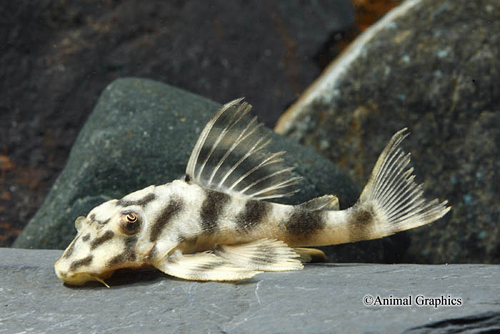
15 78 372 262
275 0 500 264
1 0 355 247
2 248 500 333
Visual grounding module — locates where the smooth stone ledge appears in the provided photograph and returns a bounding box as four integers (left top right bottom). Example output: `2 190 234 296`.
2 248 499 333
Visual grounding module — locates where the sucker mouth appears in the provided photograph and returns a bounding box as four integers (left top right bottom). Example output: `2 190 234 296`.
55 268 114 288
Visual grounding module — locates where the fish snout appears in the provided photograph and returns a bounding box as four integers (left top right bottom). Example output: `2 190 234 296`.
54 257 88 285
54 257 113 287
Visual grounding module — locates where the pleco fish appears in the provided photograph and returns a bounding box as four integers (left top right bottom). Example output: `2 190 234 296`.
55 99 450 286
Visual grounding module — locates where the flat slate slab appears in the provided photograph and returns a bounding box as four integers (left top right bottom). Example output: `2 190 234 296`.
2 248 499 333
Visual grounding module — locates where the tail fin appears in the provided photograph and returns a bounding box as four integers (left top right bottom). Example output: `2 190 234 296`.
353 129 450 239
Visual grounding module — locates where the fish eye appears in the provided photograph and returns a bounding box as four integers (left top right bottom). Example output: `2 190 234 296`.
119 212 142 235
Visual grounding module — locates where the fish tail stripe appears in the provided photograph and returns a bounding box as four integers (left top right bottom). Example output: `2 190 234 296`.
149 197 183 242
285 209 326 241
347 205 377 241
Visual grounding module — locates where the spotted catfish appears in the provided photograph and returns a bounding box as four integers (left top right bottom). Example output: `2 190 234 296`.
55 99 450 286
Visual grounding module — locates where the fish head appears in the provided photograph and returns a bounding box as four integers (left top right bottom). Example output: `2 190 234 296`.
55 186 157 287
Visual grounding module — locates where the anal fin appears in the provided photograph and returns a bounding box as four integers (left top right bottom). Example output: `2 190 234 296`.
293 248 326 263
154 250 262 281
214 239 303 272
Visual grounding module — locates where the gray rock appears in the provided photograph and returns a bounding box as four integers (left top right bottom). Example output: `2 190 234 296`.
2 248 499 333
275 0 500 264
15 78 381 262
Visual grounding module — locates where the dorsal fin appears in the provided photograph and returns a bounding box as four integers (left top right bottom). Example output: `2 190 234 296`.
185 98 301 200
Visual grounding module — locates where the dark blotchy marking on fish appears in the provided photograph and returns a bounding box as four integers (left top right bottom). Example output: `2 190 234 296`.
250 256 276 264
250 245 276 264
194 261 225 272
118 193 156 207
125 236 138 262
90 230 115 250
82 233 90 242
89 213 96 221
286 209 325 239
200 190 230 234
63 235 80 259
348 205 375 241
149 198 183 242
106 236 138 267
69 255 93 272
106 254 124 268
236 200 270 233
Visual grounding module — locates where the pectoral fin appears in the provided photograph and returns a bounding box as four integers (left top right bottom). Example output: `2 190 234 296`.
154 250 262 281
214 239 303 272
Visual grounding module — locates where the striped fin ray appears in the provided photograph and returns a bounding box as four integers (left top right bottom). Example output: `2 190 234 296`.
358 128 451 235
155 250 262 281
186 98 301 200
214 239 303 271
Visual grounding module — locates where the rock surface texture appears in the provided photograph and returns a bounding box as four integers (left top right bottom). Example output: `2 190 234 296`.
2 248 499 333
275 0 500 264
14 78 381 262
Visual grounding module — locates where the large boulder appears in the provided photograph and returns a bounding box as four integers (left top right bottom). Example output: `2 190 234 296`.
275 0 500 264
2 248 499 333
15 78 380 262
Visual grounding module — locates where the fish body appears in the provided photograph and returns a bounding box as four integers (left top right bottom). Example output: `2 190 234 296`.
55 99 450 286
